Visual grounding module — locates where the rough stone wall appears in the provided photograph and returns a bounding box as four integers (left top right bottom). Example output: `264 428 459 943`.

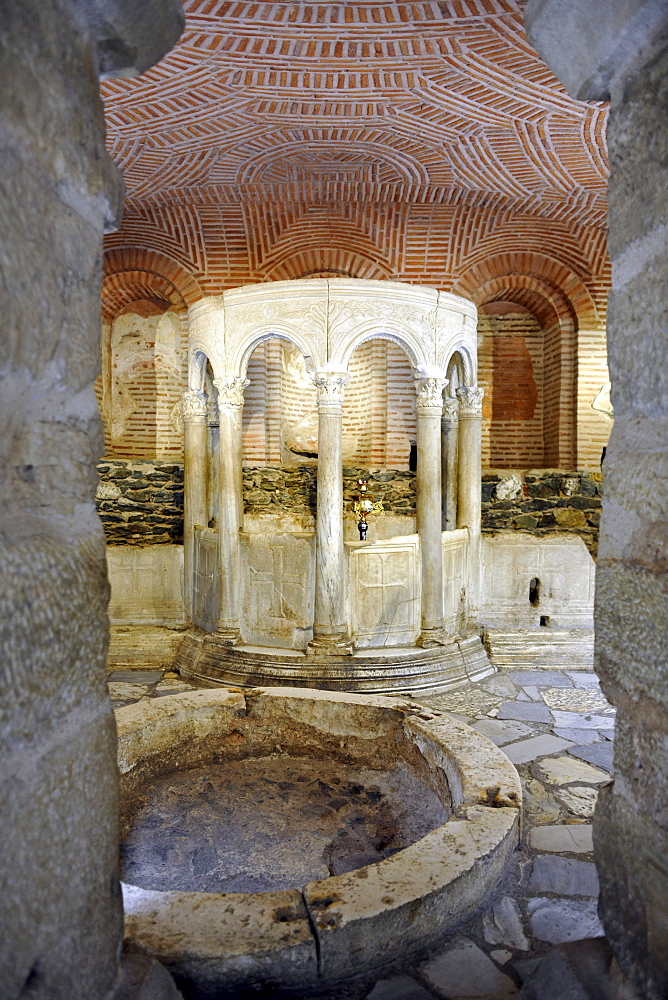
482 471 602 558
593 36 668 1000
97 460 184 544
0 1 183 997
95 460 603 553
525 3 668 996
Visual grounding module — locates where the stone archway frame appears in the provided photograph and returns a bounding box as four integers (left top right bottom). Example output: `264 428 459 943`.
188 279 479 383
452 251 603 470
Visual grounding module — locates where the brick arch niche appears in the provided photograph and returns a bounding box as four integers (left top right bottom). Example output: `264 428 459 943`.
453 253 607 470
100 253 198 460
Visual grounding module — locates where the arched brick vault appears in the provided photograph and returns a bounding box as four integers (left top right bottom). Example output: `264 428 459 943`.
103 249 204 320
99 1 613 468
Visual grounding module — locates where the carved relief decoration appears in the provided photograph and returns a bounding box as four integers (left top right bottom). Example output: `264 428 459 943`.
214 376 250 410
181 389 209 419
313 371 350 406
442 396 460 421
456 385 485 415
414 376 447 410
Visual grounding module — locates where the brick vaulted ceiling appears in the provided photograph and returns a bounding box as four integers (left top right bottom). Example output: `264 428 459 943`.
101 0 610 305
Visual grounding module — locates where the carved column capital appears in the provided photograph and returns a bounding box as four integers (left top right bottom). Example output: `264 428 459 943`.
214 376 249 412
181 390 208 421
442 395 460 421
313 371 350 408
456 385 484 415
415 376 448 411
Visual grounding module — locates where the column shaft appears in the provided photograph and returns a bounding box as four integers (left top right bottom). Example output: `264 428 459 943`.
416 375 447 645
441 396 459 531
309 372 351 654
182 390 209 616
456 386 484 619
214 377 248 642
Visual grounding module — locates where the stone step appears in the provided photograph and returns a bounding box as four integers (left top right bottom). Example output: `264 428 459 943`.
483 628 595 672
107 625 184 669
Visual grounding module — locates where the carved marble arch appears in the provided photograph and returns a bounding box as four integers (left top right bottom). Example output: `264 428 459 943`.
444 346 475 390
235 329 316 383
189 347 213 392
335 324 427 374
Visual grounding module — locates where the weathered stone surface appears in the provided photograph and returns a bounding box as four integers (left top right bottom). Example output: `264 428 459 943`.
555 786 599 819
421 938 519 997
553 728 600 744
504 735 574 765
0 0 179 994
483 896 530 951
521 778 562 826
567 743 615 773
508 670 574 688
97 461 184 545
541 689 612 714
534 756 609 786
529 856 600 897
527 898 604 945
122 883 318 995
481 471 602 557
105 953 183 1000
550 711 615 731
473 718 535 746
497 701 552 723
366 975 434 1000
529 824 594 854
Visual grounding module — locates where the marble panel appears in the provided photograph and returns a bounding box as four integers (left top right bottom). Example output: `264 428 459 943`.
442 529 468 635
108 544 185 626
481 534 595 627
192 528 218 632
348 536 420 648
240 532 315 649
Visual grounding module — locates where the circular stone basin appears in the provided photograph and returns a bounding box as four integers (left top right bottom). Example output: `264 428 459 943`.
116 688 521 999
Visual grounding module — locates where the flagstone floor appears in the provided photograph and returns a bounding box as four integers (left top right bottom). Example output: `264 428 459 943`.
108 626 617 1000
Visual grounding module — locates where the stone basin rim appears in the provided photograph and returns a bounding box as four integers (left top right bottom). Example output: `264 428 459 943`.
116 686 522 993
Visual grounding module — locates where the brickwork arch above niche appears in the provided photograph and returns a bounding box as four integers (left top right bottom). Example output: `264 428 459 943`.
187 278 478 386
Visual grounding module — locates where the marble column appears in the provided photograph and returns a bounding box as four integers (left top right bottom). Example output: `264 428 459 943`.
442 395 459 531
182 390 209 615
213 376 249 644
415 374 448 646
456 386 484 619
308 371 351 655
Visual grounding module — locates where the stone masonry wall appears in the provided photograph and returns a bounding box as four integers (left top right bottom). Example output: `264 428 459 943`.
95 461 601 557
482 471 602 558
97 460 184 544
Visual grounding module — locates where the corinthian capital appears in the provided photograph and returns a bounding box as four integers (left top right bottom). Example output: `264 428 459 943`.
181 390 208 420
456 385 485 415
313 371 350 407
443 395 459 421
414 375 447 410
214 376 250 411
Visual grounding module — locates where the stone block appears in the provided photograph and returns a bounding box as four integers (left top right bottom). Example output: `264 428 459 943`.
0 712 122 999
568 743 614 773
421 938 519 997
529 856 600 897
527 898 604 945
497 701 551 724
534 756 609 786
483 896 530 950
504 735 574 765
366 975 433 1000
529 825 594 854
105 954 182 1000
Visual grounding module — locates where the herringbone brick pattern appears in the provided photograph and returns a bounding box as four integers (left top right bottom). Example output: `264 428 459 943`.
100 1 613 469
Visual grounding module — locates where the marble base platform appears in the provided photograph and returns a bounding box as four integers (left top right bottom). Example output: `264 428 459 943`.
175 628 494 694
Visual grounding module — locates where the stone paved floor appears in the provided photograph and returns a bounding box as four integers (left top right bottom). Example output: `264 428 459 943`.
108 626 614 999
